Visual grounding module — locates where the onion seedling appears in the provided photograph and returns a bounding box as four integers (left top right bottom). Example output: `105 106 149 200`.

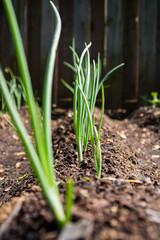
62 40 124 177
0 67 25 111
0 0 73 228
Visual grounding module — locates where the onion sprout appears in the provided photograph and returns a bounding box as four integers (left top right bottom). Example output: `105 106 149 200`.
0 0 73 228
62 40 124 177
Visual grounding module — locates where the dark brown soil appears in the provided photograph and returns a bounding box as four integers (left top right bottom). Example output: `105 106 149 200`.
0 106 160 240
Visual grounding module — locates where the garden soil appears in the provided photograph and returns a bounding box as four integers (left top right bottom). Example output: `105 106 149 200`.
0 106 160 240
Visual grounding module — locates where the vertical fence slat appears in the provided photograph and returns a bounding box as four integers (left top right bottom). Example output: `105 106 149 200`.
26 0 41 96
73 0 90 54
106 0 124 109
40 0 58 100
90 0 105 61
0 1 12 71
0 0 25 74
122 0 139 104
14 0 26 43
156 1 160 92
57 0 74 107
139 0 157 96
90 0 105 104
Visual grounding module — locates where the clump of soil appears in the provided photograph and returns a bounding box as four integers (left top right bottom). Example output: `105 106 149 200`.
0 106 160 240
129 106 160 134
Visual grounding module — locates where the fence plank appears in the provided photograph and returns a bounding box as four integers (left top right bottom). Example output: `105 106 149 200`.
105 0 124 109
156 1 160 92
73 0 90 54
90 0 105 62
26 0 41 96
57 0 74 107
0 1 12 71
122 0 139 104
139 0 157 96
0 0 25 74
14 0 26 43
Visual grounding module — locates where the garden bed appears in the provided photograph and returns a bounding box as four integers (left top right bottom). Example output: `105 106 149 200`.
0 106 160 240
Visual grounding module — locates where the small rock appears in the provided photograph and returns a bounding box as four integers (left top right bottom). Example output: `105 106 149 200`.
58 219 93 240
145 208 160 224
143 177 152 184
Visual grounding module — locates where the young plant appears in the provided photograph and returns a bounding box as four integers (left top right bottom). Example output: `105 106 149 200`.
0 0 73 228
0 67 25 111
141 92 160 108
62 41 124 177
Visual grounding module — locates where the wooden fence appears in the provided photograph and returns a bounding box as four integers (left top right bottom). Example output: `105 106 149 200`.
0 0 160 109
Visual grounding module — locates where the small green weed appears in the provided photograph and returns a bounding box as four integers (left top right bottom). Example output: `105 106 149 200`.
141 92 160 108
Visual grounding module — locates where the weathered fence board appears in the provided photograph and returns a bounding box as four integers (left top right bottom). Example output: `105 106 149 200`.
106 0 124 108
73 0 90 53
156 0 160 92
1 0 160 109
58 0 74 106
26 0 41 94
90 0 105 61
123 0 139 103
139 0 157 96
0 1 14 71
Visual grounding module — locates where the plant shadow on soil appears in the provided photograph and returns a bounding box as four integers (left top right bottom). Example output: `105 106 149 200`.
0 106 160 240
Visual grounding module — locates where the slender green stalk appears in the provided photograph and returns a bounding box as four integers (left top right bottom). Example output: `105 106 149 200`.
65 179 74 221
75 78 96 170
98 84 105 139
1 0 73 228
95 84 105 177
42 1 62 177
0 113 17 130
